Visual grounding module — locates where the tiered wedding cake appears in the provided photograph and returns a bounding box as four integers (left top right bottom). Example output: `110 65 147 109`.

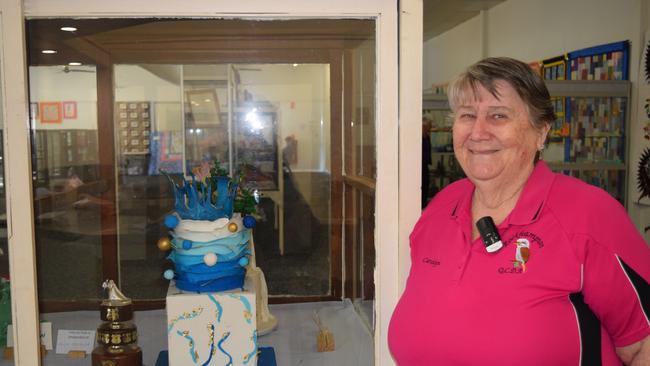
158 163 277 366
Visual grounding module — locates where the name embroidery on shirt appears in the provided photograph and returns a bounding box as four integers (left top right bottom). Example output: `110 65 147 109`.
422 257 440 267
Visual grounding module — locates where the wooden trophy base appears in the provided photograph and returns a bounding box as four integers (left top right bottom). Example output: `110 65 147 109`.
91 345 142 366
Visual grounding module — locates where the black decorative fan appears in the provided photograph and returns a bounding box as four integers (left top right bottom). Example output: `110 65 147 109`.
645 40 650 83
637 147 650 202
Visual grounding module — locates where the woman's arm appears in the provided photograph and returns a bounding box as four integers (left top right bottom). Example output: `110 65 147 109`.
617 335 650 365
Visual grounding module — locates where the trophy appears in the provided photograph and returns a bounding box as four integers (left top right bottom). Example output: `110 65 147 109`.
91 280 142 366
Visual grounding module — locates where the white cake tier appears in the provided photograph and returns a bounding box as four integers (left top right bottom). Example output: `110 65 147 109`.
166 280 257 366
173 214 245 242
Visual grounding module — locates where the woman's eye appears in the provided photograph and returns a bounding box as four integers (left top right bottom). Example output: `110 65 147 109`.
492 113 507 120
460 113 475 119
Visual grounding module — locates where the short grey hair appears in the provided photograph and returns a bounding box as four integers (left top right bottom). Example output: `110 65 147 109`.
447 57 556 131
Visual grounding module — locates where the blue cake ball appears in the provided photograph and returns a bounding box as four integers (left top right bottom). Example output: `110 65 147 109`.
164 215 180 229
243 215 256 228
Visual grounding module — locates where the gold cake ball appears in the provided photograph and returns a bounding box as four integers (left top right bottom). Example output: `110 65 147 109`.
157 237 172 251
228 223 238 232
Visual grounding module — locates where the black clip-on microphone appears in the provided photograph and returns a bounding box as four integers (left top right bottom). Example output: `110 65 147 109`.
476 216 503 253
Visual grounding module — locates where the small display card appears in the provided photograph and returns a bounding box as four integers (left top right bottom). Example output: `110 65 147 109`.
55 329 96 354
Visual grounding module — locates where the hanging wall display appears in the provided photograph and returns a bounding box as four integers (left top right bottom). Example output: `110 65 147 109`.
116 101 152 154
40 102 62 123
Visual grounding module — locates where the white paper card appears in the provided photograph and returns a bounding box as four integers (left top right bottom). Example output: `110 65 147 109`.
55 329 95 354
7 322 53 350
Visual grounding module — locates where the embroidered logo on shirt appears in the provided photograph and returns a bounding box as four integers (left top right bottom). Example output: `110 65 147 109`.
498 232 543 274
512 238 531 272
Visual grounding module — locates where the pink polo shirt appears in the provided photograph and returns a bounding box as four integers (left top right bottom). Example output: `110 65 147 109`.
388 161 650 366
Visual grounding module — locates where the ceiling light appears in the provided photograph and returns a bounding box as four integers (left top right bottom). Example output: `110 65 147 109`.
41 50 57 54
60 26 77 32
68 62 82 66
293 63 298 67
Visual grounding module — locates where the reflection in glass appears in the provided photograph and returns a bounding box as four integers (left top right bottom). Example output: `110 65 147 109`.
233 64 331 296
113 63 332 298
26 23 376 337
344 37 376 331
0 60 9 326
114 65 182 299
30 65 103 301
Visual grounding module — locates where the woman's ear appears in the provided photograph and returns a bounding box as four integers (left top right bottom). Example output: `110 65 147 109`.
538 123 551 146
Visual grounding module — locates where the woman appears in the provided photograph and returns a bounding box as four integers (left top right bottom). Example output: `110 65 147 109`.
388 57 650 365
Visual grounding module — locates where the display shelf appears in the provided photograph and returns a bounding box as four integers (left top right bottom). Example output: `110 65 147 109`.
545 79 631 204
423 93 450 110
546 161 626 171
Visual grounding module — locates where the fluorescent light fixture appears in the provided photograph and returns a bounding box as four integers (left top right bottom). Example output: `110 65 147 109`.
68 62 82 66
41 50 57 54
292 63 298 67
60 26 77 32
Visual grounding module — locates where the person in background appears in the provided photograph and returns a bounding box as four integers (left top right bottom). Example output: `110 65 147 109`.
389 57 650 365
422 117 432 208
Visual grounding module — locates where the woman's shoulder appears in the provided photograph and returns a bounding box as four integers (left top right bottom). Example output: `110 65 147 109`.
546 172 631 237
549 173 622 211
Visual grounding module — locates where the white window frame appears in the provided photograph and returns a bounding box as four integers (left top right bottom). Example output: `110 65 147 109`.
0 0 422 364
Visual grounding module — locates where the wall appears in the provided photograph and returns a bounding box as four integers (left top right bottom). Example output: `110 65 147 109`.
29 65 98 130
423 14 482 89
423 0 649 235
424 0 642 87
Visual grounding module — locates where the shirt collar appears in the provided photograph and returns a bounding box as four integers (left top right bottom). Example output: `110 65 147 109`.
508 161 555 225
451 161 556 226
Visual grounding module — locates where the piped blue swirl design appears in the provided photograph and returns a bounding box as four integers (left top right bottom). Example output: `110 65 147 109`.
217 332 233 366
201 324 216 366
228 294 253 324
207 293 223 323
243 330 258 364
176 330 198 364
168 308 203 333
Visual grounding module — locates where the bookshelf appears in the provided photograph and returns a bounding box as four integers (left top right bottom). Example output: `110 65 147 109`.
545 80 631 205
423 93 464 198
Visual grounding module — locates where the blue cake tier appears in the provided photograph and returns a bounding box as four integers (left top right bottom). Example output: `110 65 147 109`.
168 229 251 293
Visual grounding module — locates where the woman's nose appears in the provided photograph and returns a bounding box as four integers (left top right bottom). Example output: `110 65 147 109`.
469 115 491 140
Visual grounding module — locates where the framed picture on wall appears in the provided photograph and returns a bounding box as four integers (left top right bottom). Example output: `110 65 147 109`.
40 102 62 123
187 89 221 127
62 101 77 119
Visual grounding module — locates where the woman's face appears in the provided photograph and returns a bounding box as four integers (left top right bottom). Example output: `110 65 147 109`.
452 80 549 185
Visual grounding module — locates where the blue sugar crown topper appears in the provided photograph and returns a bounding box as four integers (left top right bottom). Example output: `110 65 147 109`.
167 174 238 221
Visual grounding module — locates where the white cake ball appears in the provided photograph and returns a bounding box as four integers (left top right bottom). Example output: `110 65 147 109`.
203 252 218 266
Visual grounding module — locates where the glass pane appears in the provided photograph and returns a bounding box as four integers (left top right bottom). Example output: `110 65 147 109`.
235 64 332 296
30 65 103 301
183 64 230 172
344 28 377 332
27 19 376 366
114 65 182 299
351 40 376 179
0 58 10 346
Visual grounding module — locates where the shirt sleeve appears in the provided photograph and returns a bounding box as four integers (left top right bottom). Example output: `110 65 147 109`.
579 219 650 347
